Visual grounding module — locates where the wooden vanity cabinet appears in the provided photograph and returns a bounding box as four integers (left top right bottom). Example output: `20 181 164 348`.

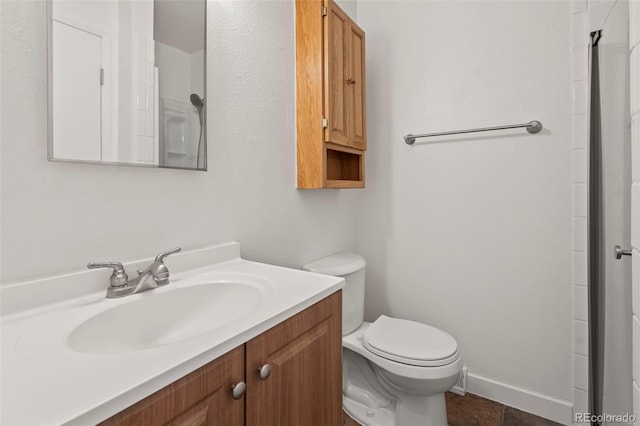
101 291 342 426
296 0 366 189
245 291 342 426
101 346 245 426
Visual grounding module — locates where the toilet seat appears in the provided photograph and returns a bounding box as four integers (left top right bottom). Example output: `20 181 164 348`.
344 322 462 381
362 316 459 367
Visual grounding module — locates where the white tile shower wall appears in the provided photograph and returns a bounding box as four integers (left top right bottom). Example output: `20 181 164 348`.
132 1 155 164
635 383 640 426
634 253 640 329
574 354 589 391
634 116 640 183
0 0 360 283
573 0 588 15
574 319 589 356
574 183 588 217
631 0 639 51
632 48 639 115
574 252 588 285
574 285 588 321
573 114 588 149
574 388 589 416
628 0 640 422
571 5 589 423
355 1 572 422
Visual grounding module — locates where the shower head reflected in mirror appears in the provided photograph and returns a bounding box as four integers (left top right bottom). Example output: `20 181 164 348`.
190 93 204 112
190 93 206 170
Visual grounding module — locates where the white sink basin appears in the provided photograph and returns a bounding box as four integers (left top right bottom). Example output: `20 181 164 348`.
67 282 262 354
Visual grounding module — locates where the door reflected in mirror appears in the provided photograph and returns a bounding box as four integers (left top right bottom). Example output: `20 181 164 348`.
48 0 206 171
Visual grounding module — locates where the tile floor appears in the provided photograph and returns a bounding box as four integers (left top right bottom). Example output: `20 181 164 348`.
342 392 563 426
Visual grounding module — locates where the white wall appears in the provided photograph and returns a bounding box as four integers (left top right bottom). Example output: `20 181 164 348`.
0 0 360 284
157 42 192 103
191 48 205 98
355 0 573 414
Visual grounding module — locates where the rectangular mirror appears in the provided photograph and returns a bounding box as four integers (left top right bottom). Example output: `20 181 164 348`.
47 0 206 171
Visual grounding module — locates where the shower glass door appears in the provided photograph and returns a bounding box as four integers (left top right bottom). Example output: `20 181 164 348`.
594 0 633 422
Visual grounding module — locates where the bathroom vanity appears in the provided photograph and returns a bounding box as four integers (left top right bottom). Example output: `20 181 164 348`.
0 243 344 425
101 292 342 426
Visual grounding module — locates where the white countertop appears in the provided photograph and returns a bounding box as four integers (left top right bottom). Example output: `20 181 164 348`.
1 244 344 425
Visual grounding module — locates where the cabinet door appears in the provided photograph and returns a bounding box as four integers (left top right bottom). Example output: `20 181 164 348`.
348 20 366 150
101 346 245 426
324 0 350 147
246 292 342 426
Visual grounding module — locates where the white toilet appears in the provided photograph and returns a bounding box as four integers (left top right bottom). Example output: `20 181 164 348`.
303 253 462 426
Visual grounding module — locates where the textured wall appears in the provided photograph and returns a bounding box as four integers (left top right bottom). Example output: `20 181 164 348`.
0 0 360 283
355 0 573 405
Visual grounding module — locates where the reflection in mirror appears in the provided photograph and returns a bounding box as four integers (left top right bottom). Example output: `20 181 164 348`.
48 0 206 171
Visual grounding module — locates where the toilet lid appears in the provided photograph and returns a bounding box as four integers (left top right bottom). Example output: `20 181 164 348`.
362 315 459 367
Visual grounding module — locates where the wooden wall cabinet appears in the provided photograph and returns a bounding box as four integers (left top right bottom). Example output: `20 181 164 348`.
101 292 342 426
296 0 366 189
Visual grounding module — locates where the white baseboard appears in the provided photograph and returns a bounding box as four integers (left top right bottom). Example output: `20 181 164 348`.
466 373 573 425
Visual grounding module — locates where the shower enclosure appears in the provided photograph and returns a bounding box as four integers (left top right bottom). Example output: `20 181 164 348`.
588 0 633 424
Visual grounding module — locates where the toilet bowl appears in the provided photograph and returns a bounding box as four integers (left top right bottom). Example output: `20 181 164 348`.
303 253 462 426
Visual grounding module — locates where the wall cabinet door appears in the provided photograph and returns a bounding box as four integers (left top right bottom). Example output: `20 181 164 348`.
245 292 342 426
324 0 366 151
348 20 366 150
100 346 245 426
324 0 350 147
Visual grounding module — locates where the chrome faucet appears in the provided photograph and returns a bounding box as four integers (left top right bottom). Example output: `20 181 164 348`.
88 248 182 298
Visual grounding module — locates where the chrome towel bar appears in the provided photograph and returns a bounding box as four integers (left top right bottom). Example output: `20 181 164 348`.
404 120 543 145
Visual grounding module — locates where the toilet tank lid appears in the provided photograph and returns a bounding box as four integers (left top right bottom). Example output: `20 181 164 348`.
302 253 366 276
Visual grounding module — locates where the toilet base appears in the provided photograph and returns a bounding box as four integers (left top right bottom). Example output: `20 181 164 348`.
344 393 448 426
343 348 397 426
394 392 447 426
343 348 450 426
344 396 396 426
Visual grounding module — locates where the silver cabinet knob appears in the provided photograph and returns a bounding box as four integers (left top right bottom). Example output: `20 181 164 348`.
614 245 632 259
231 381 246 400
258 364 272 380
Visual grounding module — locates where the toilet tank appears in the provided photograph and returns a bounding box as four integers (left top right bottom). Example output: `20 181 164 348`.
303 253 366 335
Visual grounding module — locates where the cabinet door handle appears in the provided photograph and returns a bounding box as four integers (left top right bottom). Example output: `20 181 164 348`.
258 363 272 380
346 77 356 85
231 381 246 399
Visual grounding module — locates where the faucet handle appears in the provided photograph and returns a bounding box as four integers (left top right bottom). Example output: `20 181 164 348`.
87 262 129 288
137 248 182 287
154 247 182 263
